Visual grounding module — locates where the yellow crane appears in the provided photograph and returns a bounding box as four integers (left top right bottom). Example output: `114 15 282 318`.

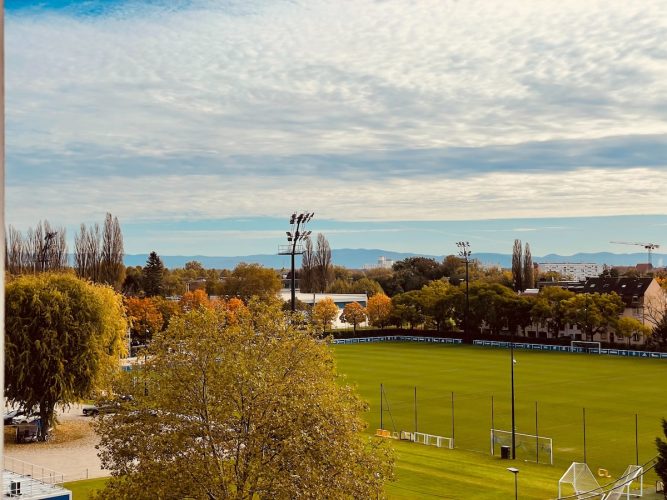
610 241 661 267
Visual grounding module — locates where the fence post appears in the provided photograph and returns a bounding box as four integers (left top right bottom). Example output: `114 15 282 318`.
380 383 383 430
451 391 455 448
414 386 418 434
583 407 587 464
535 401 539 464
635 413 639 465
490 395 495 456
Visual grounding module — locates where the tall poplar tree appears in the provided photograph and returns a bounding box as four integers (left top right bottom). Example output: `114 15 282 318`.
523 242 534 290
512 239 523 292
314 233 334 293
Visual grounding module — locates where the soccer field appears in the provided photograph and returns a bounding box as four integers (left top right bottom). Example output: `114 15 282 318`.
332 342 667 498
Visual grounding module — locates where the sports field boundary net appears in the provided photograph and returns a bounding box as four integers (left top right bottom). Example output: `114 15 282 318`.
331 336 667 358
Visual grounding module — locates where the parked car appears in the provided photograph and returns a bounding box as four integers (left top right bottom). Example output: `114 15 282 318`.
82 401 121 416
4 408 36 425
3 409 24 425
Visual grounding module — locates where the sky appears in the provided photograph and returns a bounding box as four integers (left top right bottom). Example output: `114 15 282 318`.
5 0 667 258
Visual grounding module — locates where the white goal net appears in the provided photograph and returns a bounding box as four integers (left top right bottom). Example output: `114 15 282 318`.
491 429 553 465
571 340 601 354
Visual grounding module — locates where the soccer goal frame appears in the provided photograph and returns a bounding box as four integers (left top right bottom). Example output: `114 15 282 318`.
571 340 602 354
490 429 553 465
403 431 453 449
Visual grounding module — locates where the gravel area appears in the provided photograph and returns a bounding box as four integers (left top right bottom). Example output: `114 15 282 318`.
3 403 108 482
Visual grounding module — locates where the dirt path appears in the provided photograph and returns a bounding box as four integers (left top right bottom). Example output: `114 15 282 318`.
3 404 108 482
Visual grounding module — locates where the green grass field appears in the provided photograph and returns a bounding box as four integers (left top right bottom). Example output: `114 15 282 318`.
332 342 667 499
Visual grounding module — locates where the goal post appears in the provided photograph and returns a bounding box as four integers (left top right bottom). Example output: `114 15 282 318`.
409 431 453 449
490 429 553 465
571 340 601 354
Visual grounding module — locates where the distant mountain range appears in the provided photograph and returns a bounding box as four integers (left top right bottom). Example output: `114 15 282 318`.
124 249 667 270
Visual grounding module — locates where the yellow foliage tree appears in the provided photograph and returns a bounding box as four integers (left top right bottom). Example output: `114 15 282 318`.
340 301 367 333
94 301 393 499
312 297 339 334
5 273 127 439
367 293 393 330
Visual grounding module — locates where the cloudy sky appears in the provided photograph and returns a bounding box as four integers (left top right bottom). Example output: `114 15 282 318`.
5 0 667 258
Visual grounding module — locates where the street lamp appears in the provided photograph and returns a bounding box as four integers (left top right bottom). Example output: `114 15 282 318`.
507 467 519 500
456 241 471 341
279 212 314 311
510 331 519 458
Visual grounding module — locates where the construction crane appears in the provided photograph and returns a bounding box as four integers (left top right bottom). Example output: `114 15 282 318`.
610 241 661 267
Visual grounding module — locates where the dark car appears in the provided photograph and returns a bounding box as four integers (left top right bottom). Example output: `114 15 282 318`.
82 401 121 416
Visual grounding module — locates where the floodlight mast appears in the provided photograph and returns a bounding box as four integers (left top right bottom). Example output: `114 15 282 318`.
456 242 471 342
279 212 314 311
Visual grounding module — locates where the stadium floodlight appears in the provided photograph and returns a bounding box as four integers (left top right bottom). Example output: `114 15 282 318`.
279 211 314 311
456 242 472 341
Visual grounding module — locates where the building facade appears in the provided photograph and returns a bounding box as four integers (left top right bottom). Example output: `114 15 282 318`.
536 262 604 281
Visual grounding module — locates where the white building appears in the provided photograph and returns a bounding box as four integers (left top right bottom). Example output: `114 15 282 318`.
362 256 394 270
537 262 603 281
279 290 368 329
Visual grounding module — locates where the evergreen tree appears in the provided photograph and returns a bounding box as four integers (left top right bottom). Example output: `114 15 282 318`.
512 239 523 292
143 251 165 297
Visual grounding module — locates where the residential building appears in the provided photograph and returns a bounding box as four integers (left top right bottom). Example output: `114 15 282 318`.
537 262 604 281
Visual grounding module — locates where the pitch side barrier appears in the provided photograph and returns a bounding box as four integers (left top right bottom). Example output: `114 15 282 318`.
472 340 667 359
332 336 463 345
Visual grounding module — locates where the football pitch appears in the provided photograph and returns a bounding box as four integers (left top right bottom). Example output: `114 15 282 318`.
332 342 667 498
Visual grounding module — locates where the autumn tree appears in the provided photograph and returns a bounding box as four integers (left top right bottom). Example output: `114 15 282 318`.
222 263 281 301
512 239 523 292
367 293 393 330
179 289 211 312
562 293 624 341
420 279 460 332
530 286 575 338
615 316 652 345
312 297 339 335
391 291 425 329
143 251 165 297
340 302 367 333
125 297 164 346
94 302 393 499
5 273 127 439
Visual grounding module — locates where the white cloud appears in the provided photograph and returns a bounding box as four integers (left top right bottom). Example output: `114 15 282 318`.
7 167 666 228
5 0 667 241
7 0 667 158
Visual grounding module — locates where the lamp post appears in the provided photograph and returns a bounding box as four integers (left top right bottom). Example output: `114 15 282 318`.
510 331 519 458
279 212 314 311
456 242 471 341
507 467 519 499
